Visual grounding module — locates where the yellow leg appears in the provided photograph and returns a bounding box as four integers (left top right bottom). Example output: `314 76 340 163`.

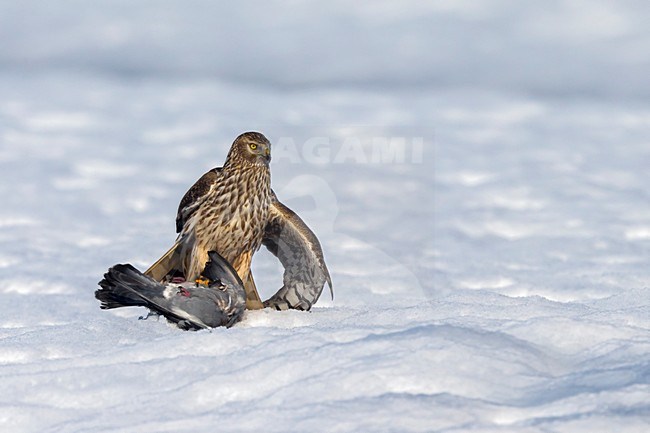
232 251 263 310
243 272 264 310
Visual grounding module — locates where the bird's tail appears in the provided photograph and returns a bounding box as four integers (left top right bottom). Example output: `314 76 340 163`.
144 240 183 282
96 264 163 309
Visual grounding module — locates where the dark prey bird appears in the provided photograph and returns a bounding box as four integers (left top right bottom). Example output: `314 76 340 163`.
96 251 246 330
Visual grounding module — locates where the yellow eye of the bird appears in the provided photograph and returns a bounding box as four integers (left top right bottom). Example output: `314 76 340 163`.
249 143 258 150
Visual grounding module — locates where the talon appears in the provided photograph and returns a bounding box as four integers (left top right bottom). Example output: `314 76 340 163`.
195 276 211 286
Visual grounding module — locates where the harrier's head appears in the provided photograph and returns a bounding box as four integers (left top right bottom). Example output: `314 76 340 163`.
227 131 272 167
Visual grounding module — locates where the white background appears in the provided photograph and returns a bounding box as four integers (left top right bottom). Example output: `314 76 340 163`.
0 1 649 432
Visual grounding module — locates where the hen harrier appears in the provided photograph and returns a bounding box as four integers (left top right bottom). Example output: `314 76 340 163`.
145 132 332 311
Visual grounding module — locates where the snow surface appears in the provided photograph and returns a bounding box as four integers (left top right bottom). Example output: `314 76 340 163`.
1 1 649 432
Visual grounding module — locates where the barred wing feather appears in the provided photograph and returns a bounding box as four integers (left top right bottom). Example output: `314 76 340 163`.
262 196 332 311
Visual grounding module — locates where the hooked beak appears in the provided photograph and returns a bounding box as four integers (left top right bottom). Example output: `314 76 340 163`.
264 147 271 163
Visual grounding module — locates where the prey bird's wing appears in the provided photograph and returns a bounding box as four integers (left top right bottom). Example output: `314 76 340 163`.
203 250 246 291
176 167 222 233
262 192 332 311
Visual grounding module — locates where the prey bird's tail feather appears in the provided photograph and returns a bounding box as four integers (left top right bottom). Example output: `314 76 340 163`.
96 264 163 309
96 262 210 330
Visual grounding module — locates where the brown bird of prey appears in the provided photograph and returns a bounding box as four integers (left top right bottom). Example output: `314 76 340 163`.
144 132 332 311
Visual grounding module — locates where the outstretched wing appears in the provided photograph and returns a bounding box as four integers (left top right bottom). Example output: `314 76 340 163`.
176 167 222 233
262 193 333 311
145 167 222 282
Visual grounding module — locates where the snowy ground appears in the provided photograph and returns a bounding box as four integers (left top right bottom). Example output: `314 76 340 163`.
1 2 650 432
